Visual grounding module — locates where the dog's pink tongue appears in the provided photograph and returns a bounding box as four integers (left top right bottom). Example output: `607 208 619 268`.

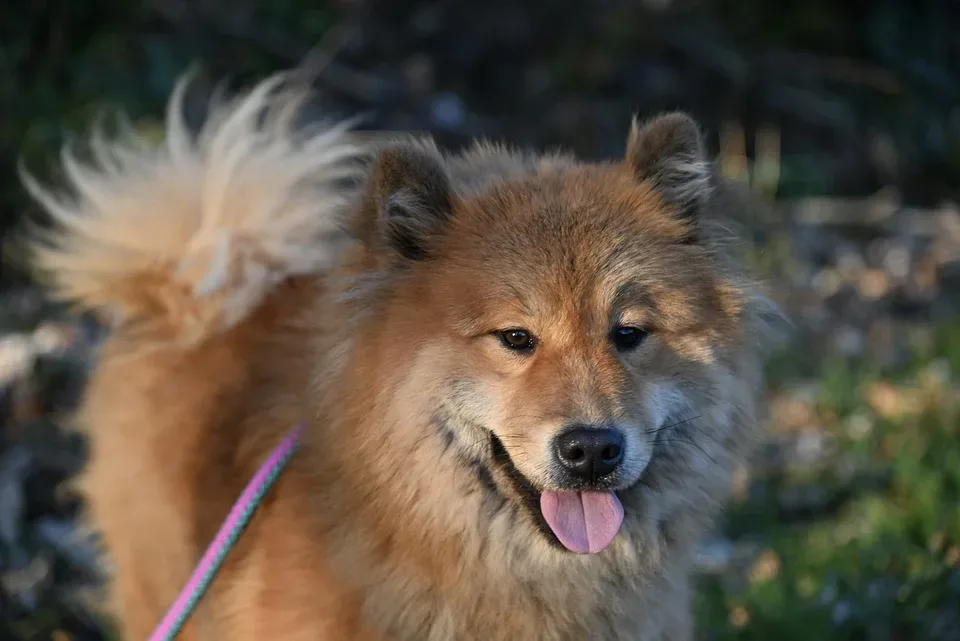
540 490 624 554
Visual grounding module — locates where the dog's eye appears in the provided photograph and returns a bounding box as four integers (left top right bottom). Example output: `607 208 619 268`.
498 329 536 352
612 326 647 351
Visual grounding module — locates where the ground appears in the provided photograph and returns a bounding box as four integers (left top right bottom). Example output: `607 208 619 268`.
0 2 958 640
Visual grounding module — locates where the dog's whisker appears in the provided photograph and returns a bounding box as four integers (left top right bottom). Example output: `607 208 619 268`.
644 414 703 435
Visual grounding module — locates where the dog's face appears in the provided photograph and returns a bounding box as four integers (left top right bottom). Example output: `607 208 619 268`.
359 114 749 555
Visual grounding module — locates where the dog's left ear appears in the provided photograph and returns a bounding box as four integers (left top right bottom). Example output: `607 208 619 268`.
625 112 712 241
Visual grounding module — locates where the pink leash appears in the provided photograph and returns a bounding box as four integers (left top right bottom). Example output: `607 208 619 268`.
147 425 304 640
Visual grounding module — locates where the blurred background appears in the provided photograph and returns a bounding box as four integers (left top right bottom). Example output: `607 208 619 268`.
0 1 958 639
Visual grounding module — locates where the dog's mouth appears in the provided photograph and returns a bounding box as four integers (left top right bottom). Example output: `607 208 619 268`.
488 434 625 555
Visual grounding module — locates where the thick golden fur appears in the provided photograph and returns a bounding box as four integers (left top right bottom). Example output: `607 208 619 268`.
22 71 777 640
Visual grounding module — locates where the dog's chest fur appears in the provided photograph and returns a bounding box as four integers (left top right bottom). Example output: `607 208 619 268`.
332 524 682 641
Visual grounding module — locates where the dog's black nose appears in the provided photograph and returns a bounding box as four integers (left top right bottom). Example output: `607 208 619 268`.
553 427 624 480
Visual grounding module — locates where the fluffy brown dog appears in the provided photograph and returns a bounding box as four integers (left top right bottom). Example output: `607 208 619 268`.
23 72 776 640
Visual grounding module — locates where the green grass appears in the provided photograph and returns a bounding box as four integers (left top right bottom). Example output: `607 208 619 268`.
695 322 960 641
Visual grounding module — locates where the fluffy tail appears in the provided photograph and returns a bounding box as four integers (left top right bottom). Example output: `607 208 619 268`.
21 71 369 345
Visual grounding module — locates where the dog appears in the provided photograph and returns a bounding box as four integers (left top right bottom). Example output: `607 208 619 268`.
22 71 776 640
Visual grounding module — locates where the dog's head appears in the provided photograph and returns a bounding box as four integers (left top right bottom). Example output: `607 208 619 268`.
349 114 759 555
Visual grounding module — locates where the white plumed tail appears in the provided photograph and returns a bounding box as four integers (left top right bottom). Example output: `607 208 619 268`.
21 71 369 345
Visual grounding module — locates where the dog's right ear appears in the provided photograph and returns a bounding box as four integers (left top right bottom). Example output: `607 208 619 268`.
364 142 454 261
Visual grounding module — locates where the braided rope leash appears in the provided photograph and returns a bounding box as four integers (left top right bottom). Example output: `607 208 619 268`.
147 424 304 641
